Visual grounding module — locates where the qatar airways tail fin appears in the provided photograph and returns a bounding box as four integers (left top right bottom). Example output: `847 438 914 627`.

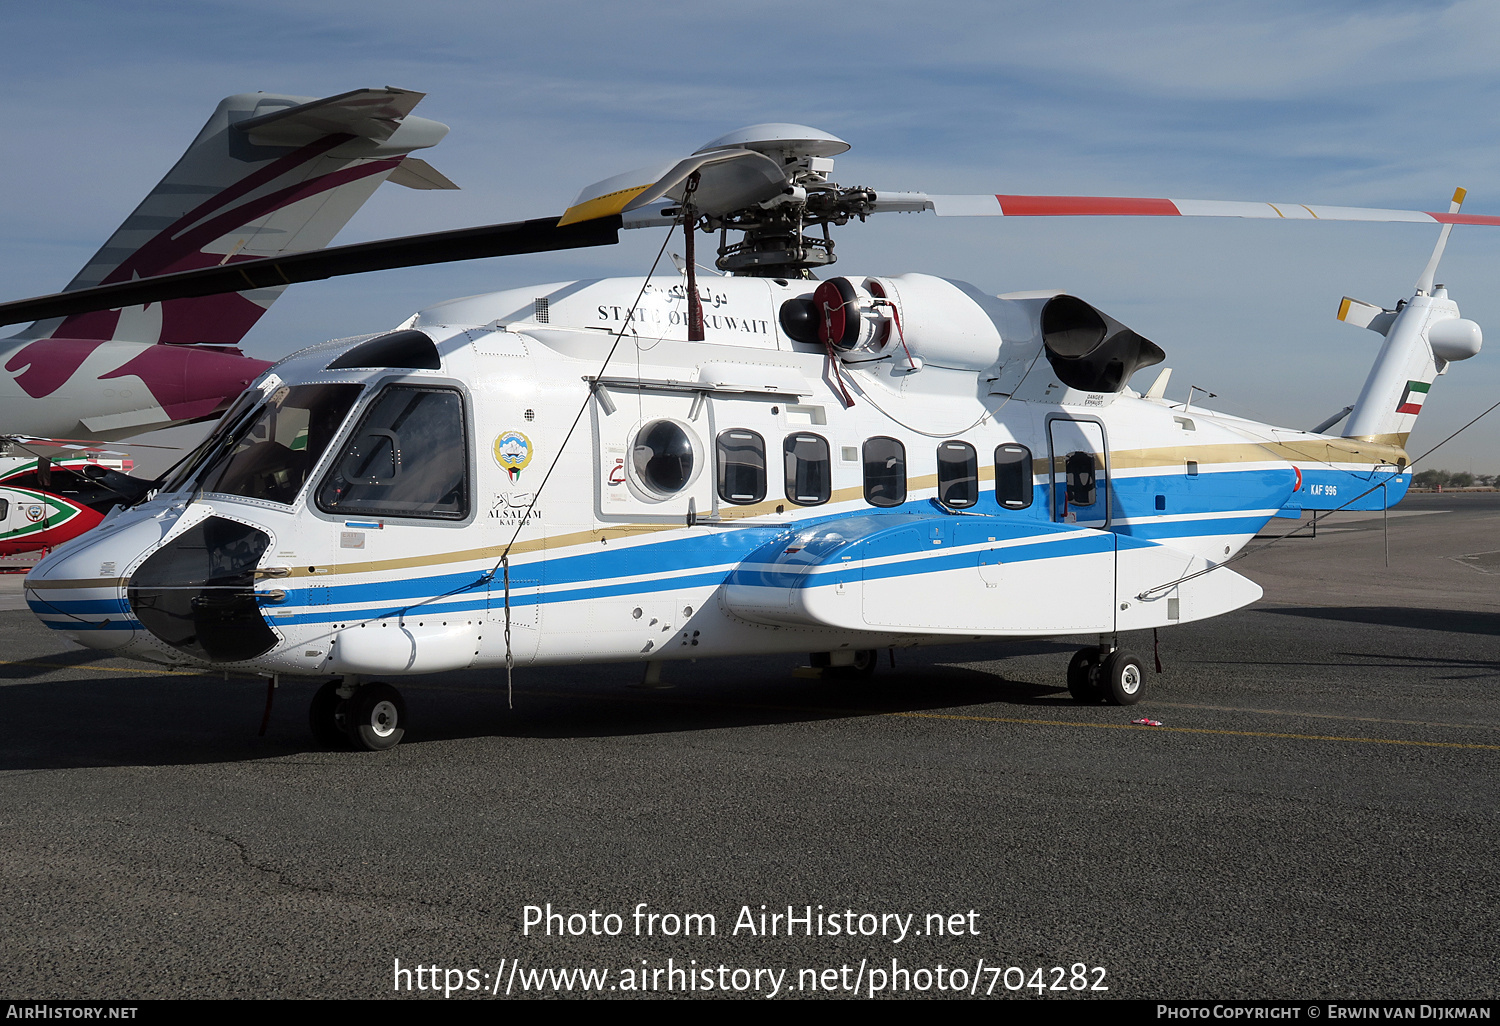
16 87 457 346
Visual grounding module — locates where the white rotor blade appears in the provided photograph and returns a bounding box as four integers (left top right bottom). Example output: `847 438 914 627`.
1415 187 1468 294
561 148 786 226
870 191 1500 226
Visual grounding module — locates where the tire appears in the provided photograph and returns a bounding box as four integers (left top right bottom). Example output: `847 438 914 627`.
1067 649 1103 703
344 683 407 751
309 679 349 748
1101 650 1145 706
826 649 878 680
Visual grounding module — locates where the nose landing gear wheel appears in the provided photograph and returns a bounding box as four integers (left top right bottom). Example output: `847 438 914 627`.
1101 650 1145 706
345 682 407 751
309 679 349 748
1067 648 1104 703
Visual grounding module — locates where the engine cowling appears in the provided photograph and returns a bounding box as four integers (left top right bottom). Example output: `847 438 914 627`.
779 274 1012 371
777 274 1162 392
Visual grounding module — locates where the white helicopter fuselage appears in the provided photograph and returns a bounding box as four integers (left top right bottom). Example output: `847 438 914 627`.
28 270 1416 684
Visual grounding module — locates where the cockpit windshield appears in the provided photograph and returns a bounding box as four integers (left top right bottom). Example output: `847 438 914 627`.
183 384 363 504
155 386 263 497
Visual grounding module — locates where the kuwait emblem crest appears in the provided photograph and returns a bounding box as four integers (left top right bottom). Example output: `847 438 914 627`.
494 430 533 482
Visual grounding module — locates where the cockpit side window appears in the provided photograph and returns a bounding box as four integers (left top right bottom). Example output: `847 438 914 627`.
316 386 469 520
194 384 361 505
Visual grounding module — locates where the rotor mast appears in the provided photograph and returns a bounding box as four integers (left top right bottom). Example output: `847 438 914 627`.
668 125 871 279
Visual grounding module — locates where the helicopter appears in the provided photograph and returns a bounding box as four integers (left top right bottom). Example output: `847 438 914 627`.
10 122 1492 750
0 439 137 557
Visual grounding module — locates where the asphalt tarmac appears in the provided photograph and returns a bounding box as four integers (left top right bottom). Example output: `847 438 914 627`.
3 493 1496 1001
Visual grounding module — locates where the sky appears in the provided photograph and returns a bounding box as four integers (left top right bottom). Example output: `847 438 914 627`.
8 0 1500 473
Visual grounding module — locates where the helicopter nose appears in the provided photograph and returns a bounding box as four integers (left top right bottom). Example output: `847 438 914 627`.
125 514 279 663
100 345 273 423
24 512 179 651
29 507 282 665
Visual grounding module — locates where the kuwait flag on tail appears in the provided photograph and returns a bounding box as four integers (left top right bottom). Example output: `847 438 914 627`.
1396 380 1430 415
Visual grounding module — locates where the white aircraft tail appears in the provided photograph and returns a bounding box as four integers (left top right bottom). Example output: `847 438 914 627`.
16 88 456 347
1338 189 1482 446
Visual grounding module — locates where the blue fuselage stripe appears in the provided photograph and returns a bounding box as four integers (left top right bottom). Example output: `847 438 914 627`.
37 465 1306 633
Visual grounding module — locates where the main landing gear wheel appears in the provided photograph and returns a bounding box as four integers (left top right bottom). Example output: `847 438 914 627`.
309 679 349 748
1067 649 1103 703
344 682 407 751
1100 650 1145 706
816 649 878 679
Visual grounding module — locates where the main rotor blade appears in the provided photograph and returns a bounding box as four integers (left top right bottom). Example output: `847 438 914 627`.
0 215 622 329
870 191 1500 225
559 148 786 226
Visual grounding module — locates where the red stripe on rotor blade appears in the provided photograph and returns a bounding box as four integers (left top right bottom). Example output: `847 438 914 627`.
996 195 1183 217
1428 212 1500 226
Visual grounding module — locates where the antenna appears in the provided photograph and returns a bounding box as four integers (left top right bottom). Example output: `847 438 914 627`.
1183 385 1217 415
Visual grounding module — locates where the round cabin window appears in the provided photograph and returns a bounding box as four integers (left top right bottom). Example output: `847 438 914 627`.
631 419 696 498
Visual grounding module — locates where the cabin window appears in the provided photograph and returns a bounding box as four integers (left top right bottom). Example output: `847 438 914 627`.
1065 450 1097 507
716 429 766 505
994 444 1033 509
937 441 978 508
631 419 697 498
862 436 907 508
317 386 469 519
0 499 8 519
784 433 831 506
196 383 362 505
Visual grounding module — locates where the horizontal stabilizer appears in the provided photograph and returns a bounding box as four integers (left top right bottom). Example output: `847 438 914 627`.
387 157 459 190
1336 297 1394 335
1309 405 1354 434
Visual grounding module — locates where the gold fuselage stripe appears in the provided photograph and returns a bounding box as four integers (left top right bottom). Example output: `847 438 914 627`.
25 436 1406 590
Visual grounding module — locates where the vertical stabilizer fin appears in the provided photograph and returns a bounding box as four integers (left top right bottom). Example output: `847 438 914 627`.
1341 192 1483 447
15 88 453 346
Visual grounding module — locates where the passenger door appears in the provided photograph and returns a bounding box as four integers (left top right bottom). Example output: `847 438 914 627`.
1047 417 1110 528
